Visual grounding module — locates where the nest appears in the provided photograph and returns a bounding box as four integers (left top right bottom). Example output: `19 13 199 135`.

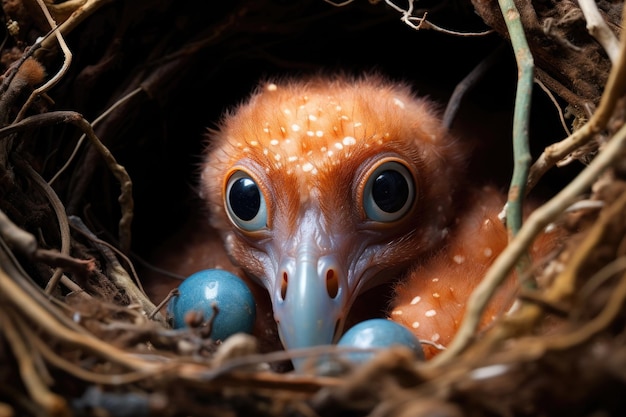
1 0 626 416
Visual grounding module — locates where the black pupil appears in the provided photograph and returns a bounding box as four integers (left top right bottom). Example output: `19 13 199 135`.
372 170 409 213
229 177 260 221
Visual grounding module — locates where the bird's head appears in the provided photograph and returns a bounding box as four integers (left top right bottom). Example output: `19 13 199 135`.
201 74 466 359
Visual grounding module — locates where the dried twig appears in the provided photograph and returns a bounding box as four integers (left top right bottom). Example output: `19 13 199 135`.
579 0 620 64
49 87 144 186
148 288 178 320
15 158 73 293
36 0 116 54
535 77 572 137
496 190 626 360
68 215 162 322
429 116 626 367
0 111 134 251
527 5 626 191
0 264 159 373
443 43 506 130
0 238 92 332
383 1 494 36
0 208 37 256
0 309 69 417
0 205 92 293
14 0 73 122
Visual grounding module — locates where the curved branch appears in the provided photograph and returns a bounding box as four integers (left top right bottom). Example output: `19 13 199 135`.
0 111 134 251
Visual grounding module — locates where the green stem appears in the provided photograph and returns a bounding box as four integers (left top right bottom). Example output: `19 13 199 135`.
499 0 534 277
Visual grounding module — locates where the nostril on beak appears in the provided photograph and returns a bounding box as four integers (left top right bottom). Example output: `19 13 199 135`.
326 269 339 299
280 271 288 300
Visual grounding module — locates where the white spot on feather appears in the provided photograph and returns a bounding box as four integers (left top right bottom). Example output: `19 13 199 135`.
393 97 405 109
342 136 356 146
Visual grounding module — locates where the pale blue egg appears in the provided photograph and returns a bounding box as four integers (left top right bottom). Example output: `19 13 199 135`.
337 318 424 363
167 269 255 341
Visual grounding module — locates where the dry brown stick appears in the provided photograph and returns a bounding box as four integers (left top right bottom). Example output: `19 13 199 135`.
554 272 626 343
33 248 95 275
148 288 178 320
14 0 73 122
0 238 93 333
0 402 16 417
49 87 143 185
539 273 626 351
44 0 88 22
0 111 134 251
0 208 37 256
69 215 144 293
574 256 626 317
0 309 69 417
36 0 116 54
15 159 72 293
534 77 572 137
0 384 46 417
465 175 626 365
0 207 91 294
68 215 162 322
17 312 161 385
383 0 494 36
579 0 620 64
443 43 506 130
527 5 626 192
533 67 592 117
175 363 342 393
504 257 626 361
0 264 158 373
544 188 626 303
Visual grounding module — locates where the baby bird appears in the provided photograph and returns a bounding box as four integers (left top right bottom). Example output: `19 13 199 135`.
197 73 557 360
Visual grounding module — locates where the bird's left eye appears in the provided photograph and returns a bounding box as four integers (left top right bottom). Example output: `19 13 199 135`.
225 170 268 231
362 160 416 222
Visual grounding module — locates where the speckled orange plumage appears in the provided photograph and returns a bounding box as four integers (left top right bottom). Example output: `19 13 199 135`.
144 74 560 361
390 186 559 358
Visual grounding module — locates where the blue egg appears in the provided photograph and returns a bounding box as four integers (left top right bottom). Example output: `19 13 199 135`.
167 269 255 341
336 318 424 363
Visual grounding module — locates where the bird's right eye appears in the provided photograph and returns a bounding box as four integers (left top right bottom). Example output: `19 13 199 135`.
361 160 416 223
225 170 268 231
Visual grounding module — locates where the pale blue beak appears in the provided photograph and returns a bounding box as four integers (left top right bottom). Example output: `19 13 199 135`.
272 242 346 370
